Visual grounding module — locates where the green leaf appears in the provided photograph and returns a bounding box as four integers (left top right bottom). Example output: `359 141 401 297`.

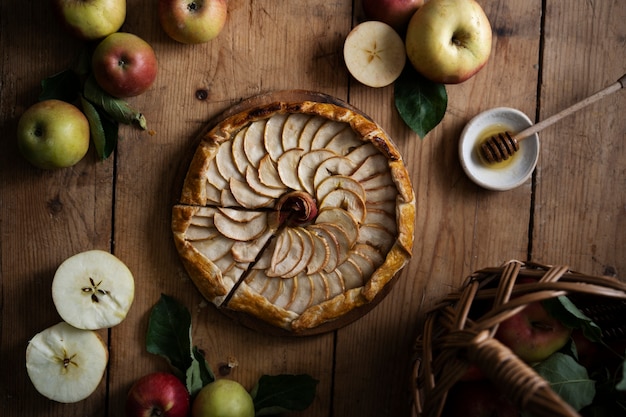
543 296 603 342
533 352 595 411
80 96 118 160
252 374 318 416
39 69 81 103
83 75 147 129
146 294 194 378
394 64 447 139
186 346 215 397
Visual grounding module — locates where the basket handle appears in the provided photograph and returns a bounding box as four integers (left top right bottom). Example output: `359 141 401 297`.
467 330 580 417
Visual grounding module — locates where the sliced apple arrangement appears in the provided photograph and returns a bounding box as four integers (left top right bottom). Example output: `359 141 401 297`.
25 250 135 403
173 98 415 333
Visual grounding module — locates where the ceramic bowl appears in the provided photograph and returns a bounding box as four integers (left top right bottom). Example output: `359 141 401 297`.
458 107 540 191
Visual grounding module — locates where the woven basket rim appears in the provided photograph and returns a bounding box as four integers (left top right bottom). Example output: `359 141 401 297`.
411 260 626 417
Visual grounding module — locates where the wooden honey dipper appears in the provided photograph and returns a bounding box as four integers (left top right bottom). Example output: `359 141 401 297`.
480 73 626 164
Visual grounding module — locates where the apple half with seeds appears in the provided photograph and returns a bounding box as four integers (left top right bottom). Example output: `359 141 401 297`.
343 21 406 88
52 250 135 330
26 321 108 403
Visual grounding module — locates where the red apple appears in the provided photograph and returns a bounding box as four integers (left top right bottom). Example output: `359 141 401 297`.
362 0 424 33
495 301 572 363
125 372 190 417
443 380 518 417
159 0 227 44
92 32 158 98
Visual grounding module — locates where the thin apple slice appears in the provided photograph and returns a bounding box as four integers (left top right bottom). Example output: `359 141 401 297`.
345 143 380 166
312 156 357 192
350 153 389 182
323 127 363 156
348 250 376 280
277 148 305 191
353 243 385 267
308 271 331 303
337 258 365 289
270 229 292 269
203 181 222 205
231 126 251 177
297 116 327 152
273 274 297 309
360 170 395 191
315 175 366 203
325 269 346 296
216 140 246 183
343 20 406 88
207 159 228 190
316 207 359 244
220 188 240 207
26 322 108 403
309 225 340 273
258 154 286 189
288 275 314 313
365 208 397 234
191 233 234 262
230 177 274 209
213 209 268 241
311 121 350 150
319 188 366 225
51 250 135 330
306 229 331 274
263 116 286 162
282 113 311 151
217 207 264 223
243 119 267 167
357 223 396 253
297 149 337 195
245 166 286 199
316 222 352 265
268 229 304 277
282 227 314 278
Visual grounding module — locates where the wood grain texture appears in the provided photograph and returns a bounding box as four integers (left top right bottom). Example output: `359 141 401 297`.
1 0 624 416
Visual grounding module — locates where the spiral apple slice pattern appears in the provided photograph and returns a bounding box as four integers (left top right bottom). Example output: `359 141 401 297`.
174 105 414 331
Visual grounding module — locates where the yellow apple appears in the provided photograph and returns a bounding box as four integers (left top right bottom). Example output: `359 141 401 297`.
159 0 228 44
51 0 126 41
17 100 90 169
405 0 492 84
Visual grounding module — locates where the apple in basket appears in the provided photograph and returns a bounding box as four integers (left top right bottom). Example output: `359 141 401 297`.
443 380 518 417
495 300 572 363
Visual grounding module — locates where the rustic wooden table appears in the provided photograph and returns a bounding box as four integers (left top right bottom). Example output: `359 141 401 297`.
1 1 625 416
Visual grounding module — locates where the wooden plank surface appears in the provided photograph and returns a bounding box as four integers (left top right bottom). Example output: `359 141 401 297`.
1 1 625 417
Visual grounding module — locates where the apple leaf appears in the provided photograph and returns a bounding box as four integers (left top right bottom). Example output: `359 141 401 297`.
394 64 447 139
39 69 81 103
532 352 595 412
146 294 194 377
83 75 147 130
543 296 602 342
80 96 117 160
251 374 319 416
146 294 215 395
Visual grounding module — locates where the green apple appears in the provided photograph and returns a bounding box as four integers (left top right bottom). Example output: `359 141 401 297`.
17 99 90 170
495 301 572 363
191 379 254 417
92 32 158 98
405 0 492 84
51 0 126 41
158 0 228 44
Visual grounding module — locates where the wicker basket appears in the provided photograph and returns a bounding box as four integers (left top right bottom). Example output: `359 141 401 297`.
411 260 626 417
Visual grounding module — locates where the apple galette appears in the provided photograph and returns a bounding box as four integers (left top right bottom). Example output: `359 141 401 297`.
172 95 415 334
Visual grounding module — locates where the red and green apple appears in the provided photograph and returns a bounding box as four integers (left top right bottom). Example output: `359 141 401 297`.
158 0 228 44
125 372 190 417
91 32 158 98
51 0 126 40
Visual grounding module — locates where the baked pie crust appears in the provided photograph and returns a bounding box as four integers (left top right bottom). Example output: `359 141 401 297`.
172 91 415 335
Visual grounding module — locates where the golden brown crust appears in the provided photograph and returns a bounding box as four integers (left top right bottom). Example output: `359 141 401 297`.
172 95 415 334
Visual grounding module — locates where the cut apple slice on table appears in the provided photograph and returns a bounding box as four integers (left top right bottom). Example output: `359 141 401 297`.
343 20 406 88
51 250 134 330
26 321 108 403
